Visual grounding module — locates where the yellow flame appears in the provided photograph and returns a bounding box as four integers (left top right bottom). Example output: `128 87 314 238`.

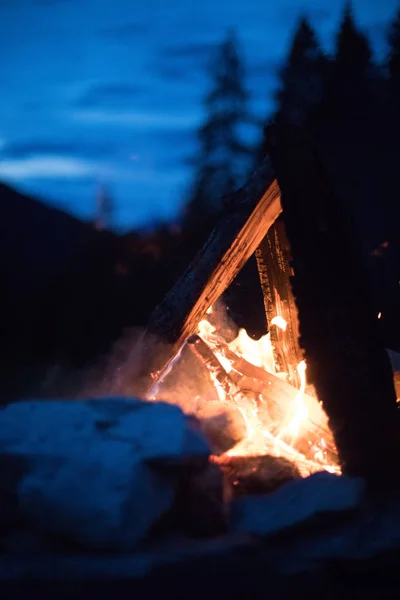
277 360 308 443
152 306 339 476
378 312 382 319
196 309 338 474
228 329 276 374
271 315 288 331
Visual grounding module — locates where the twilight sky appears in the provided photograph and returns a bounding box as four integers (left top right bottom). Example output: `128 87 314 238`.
0 0 398 230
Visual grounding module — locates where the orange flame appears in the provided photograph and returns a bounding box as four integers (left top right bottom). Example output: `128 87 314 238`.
196 311 339 475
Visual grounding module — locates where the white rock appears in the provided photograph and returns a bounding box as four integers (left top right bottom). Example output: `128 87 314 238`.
231 471 364 536
0 398 210 550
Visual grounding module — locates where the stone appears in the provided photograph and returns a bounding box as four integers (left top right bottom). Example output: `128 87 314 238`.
0 398 210 551
214 454 301 500
172 461 227 538
197 403 247 454
230 471 364 537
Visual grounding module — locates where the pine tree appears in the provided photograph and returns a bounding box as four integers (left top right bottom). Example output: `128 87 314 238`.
276 16 326 126
388 7 400 95
325 2 372 116
336 3 371 79
257 16 325 163
183 30 251 238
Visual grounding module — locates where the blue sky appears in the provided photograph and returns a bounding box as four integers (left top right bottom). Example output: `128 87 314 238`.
0 0 398 230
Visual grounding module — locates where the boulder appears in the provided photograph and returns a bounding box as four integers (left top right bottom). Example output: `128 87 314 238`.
231 471 364 537
0 398 210 550
214 454 301 500
197 403 247 454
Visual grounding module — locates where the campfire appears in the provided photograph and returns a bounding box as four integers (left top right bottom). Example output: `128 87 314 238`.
138 146 346 484
147 301 339 478
135 129 399 486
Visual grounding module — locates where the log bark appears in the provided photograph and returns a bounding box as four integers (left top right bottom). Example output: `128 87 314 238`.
148 159 281 349
255 218 303 387
214 342 337 460
137 160 281 396
269 124 400 482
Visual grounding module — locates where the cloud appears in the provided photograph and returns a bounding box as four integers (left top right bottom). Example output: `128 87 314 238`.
76 83 144 109
0 156 96 179
1 139 114 160
72 109 199 130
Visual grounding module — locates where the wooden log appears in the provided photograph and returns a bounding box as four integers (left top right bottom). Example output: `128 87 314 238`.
255 218 304 387
148 159 281 350
214 341 337 460
269 124 400 482
137 160 281 396
186 335 235 398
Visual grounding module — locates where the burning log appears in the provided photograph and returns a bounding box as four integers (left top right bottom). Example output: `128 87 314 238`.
140 159 281 395
255 217 304 387
186 330 337 463
186 335 235 398
148 159 281 349
269 124 400 482
214 341 337 462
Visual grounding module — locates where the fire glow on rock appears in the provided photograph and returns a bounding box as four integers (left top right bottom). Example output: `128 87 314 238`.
149 303 340 477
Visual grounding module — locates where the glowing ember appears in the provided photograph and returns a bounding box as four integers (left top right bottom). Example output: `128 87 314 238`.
196 309 339 476
148 303 339 477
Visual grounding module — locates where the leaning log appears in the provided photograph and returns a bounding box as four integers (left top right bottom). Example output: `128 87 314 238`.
255 217 304 387
137 160 281 395
269 124 400 482
185 331 336 461
186 335 235 398
148 159 281 349
214 341 337 460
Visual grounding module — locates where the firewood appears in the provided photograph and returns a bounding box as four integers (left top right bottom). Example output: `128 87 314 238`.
213 341 337 461
269 124 400 481
187 331 337 463
186 335 236 397
255 217 304 387
148 159 281 350
139 159 281 396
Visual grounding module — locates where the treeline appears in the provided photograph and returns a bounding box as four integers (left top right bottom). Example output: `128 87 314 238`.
183 3 400 349
3 3 400 399
186 3 400 249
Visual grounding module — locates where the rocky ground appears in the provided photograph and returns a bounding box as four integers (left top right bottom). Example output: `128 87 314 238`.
1 397 400 598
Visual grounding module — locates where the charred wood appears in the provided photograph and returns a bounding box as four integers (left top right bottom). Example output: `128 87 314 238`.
269 124 400 482
214 341 336 460
148 159 281 350
186 335 235 398
255 217 303 387
141 159 281 395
